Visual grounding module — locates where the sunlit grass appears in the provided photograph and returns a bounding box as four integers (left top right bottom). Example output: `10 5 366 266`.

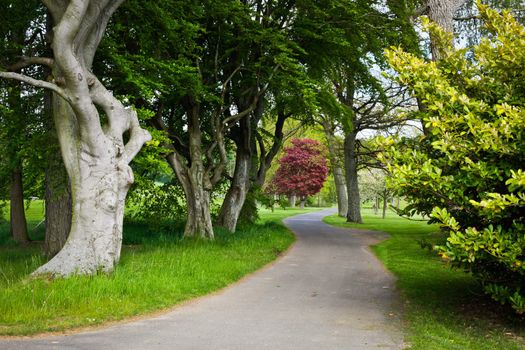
0 207 321 335
324 209 525 350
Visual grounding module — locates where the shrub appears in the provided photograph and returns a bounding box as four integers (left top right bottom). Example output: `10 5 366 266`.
381 5 525 313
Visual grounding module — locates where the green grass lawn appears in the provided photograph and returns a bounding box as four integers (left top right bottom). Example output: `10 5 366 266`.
324 209 525 350
0 205 321 336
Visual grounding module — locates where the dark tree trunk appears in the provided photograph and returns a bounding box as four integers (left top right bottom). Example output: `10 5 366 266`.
217 148 251 232
9 163 29 244
43 87 72 257
217 114 255 232
382 195 387 219
344 132 362 223
289 195 296 208
321 120 347 217
44 150 72 257
300 197 306 209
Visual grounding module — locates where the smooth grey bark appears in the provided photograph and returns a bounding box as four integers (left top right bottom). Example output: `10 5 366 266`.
344 132 362 224
321 120 347 217
167 152 214 239
289 195 296 208
382 195 387 219
419 0 467 60
164 104 217 239
9 164 29 244
216 149 250 232
217 115 254 233
217 104 287 233
299 198 306 209
0 1 152 276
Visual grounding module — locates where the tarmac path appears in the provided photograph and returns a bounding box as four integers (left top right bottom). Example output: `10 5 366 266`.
0 209 404 350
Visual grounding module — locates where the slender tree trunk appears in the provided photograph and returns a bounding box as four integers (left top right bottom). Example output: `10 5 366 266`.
289 195 296 208
374 197 379 215
44 151 72 257
9 163 29 244
424 0 467 61
217 149 250 232
333 166 347 216
321 121 347 217
344 132 362 223
382 195 387 219
300 197 306 209
43 89 72 257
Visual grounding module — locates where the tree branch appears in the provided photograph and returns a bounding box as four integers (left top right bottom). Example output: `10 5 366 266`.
6 56 54 72
0 71 68 100
122 108 152 165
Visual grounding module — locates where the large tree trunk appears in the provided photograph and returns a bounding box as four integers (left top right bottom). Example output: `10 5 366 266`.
322 120 347 217
35 156 133 276
289 195 296 208
166 102 215 239
43 90 72 257
217 149 250 232
344 132 362 223
183 180 213 239
217 115 254 232
167 153 214 239
424 0 467 61
35 90 145 276
9 163 29 244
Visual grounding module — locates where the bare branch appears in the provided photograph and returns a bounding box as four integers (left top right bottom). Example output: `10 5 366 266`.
122 108 152 165
0 71 68 100
42 0 68 23
6 56 54 71
83 0 126 68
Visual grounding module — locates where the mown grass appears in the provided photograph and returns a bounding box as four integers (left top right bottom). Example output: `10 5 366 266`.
0 206 320 336
324 209 525 350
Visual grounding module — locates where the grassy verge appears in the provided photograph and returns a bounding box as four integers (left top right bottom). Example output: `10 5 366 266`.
324 209 525 350
0 207 320 336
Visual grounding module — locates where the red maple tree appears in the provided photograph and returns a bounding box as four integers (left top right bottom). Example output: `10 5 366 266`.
270 138 328 202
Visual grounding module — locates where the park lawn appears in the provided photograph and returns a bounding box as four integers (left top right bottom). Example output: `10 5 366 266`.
324 209 525 350
0 206 320 336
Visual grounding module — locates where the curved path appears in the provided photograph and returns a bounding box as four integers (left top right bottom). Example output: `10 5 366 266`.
1 209 404 350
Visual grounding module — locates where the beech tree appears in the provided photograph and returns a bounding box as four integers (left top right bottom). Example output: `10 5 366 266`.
103 0 314 236
0 0 151 276
270 138 328 209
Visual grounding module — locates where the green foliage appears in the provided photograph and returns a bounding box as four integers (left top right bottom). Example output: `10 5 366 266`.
381 5 525 313
126 180 186 235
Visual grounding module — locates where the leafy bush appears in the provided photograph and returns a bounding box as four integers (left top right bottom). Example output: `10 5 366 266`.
381 5 525 313
126 179 187 234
